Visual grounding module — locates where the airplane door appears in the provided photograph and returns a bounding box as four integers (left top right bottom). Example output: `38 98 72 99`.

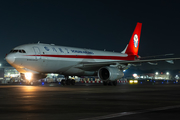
33 47 41 59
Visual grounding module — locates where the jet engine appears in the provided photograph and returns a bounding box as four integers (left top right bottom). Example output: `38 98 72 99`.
98 67 124 81
20 73 47 81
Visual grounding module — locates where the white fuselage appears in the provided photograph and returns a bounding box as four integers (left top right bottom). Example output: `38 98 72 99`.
6 43 135 76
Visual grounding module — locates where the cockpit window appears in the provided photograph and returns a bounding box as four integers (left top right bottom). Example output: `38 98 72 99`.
22 50 26 53
12 50 18 53
19 50 26 53
10 49 26 53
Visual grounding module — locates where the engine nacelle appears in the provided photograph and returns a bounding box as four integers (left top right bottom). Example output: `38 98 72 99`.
98 67 124 81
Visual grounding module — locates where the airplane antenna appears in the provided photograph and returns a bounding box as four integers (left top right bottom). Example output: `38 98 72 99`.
38 41 40 44
104 49 106 51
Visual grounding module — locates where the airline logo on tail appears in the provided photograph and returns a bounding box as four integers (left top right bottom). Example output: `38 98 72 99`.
134 34 138 48
125 22 142 55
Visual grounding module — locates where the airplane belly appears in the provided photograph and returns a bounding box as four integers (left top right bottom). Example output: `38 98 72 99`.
22 59 43 72
63 68 97 76
40 57 115 74
49 58 82 73
41 58 97 76
29 58 80 73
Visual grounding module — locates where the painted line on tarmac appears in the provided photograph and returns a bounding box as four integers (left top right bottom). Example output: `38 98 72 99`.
79 105 180 120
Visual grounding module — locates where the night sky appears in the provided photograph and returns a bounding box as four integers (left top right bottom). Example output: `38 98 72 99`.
1 0 180 70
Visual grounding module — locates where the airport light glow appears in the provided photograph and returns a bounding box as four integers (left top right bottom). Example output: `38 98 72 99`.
133 73 138 78
24 86 35 92
129 80 138 84
129 80 134 84
42 82 44 85
134 80 138 83
25 73 32 81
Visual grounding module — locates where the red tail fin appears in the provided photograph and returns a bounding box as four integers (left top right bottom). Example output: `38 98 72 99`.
125 22 142 55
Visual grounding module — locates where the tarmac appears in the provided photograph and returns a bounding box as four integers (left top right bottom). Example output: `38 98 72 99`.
0 83 180 120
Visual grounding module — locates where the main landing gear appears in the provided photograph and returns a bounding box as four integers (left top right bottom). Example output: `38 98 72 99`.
26 81 34 85
103 80 117 86
61 76 75 85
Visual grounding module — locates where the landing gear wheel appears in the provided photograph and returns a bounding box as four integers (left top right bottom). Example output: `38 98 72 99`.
112 80 117 86
30 82 33 85
108 81 112 86
61 80 66 85
26 81 31 85
103 81 107 86
66 79 71 85
71 80 75 85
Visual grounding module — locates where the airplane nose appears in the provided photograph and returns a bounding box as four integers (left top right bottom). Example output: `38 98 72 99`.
5 54 15 64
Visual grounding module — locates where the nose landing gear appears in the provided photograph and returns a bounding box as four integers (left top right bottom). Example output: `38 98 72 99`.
26 81 34 85
61 76 75 85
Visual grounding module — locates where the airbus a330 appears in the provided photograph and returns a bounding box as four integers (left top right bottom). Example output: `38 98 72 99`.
5 22 180 86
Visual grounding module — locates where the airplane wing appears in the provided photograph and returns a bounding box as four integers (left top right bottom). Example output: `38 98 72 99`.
139 53 174 59
111 57 180 64
76 57 180 71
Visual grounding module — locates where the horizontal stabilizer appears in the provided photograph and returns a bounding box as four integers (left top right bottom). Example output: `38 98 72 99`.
166 60 174 64
140 53 174 59
148 62 158 65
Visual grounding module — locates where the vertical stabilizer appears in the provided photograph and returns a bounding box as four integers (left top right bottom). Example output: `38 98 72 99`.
125 22 142 55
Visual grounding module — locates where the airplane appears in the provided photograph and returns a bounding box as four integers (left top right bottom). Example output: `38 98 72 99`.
5 22 180 86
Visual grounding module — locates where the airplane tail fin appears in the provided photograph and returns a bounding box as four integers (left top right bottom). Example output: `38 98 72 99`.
122 22 142 55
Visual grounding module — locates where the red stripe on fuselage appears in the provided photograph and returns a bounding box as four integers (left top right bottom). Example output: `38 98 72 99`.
25 55 135 61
